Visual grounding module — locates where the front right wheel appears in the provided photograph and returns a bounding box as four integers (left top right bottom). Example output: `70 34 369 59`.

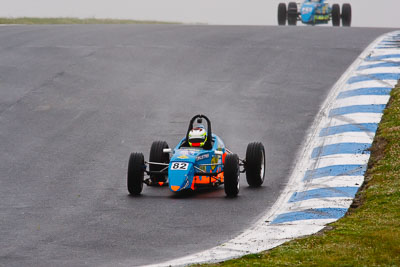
245 142 266 187
224 154 240 197
127 152 145 195
341 3 352 27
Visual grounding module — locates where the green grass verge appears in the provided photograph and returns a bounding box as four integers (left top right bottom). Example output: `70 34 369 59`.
202 82 400 267
0 17 180 25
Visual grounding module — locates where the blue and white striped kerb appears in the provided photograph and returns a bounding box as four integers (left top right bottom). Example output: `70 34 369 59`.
270 31 400 226
146 31 400 267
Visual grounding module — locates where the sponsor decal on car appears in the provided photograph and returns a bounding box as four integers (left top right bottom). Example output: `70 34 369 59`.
315 15 329 20
211 156 219 170
196 153 210 161
179 149 199 156
302 7 313 13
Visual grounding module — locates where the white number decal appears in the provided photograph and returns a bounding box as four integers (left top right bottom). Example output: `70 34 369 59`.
171 162 189 170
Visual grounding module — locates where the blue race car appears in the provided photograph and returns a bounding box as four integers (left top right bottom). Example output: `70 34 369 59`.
278 0 351 26
127 114 266 197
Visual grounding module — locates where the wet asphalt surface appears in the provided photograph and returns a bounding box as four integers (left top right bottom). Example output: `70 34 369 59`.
0 25 393 266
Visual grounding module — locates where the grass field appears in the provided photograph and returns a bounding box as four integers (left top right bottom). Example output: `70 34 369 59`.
0 17 179 25
203 82 400 266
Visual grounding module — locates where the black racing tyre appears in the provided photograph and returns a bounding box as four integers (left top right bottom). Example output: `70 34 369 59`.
332 4 340 27
127 152 145 195
224 154 240 197
245 142 266 187
149 141 170 183
278 3 287 26
341 3 352 27
287 2 298 26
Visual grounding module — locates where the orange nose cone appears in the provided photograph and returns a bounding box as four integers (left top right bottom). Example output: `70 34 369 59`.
171 186 180 191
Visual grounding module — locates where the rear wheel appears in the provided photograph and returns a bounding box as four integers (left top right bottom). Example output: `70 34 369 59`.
332 4 340 26
278 3 287 26
224 154 240 197
149 141 170 183
287 2 298 26
127 152 145 195
245 142 266 187
341 3 352 27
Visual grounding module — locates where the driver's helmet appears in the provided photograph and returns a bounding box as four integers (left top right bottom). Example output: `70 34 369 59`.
188 125 207 147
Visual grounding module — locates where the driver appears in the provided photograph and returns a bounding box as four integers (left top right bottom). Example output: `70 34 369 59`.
188 125 207 148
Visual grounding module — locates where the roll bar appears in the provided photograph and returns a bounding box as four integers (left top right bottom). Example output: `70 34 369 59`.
185 114 212 149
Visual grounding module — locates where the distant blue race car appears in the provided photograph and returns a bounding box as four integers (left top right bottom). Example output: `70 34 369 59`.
278 0 351 27
127 114 266 197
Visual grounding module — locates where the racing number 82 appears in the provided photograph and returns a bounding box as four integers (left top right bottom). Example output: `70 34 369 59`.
171 162 189 170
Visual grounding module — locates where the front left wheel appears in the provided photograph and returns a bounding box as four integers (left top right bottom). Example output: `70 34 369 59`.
245 142 266 187
224 154 240 197
278 3 287 26
287 2 298 26
127 152 145 195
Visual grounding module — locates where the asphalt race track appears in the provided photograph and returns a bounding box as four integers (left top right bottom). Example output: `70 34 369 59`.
0 25 393 266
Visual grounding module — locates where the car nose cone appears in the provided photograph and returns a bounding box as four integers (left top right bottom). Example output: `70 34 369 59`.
171 185 180 191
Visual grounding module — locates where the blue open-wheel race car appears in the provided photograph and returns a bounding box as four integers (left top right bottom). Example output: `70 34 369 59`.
278 0 351 26
127 114 266 197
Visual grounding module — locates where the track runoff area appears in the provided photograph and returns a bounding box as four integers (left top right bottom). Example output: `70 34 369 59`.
147 31 400 266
